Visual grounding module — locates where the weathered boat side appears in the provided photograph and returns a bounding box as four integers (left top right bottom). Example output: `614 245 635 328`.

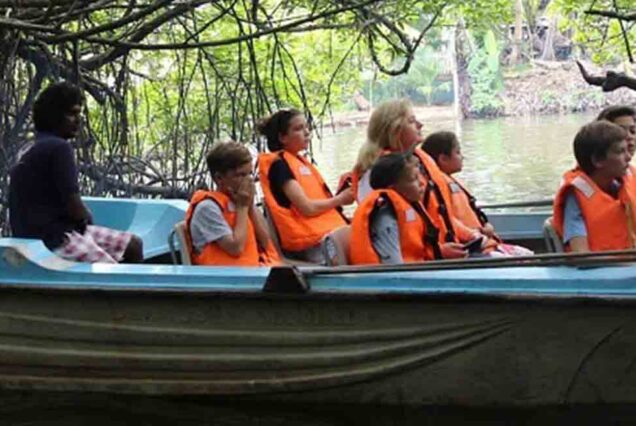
1 239 636 408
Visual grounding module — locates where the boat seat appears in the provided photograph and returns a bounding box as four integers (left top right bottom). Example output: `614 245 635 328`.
261 202 283 257
84 197 189 260
543 216 564 253
321 225 351 266
168 221 192 265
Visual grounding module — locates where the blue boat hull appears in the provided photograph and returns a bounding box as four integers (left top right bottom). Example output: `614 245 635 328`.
1 239 636 407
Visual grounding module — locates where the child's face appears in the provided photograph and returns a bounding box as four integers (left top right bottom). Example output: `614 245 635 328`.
216 162 253 194
397 109 423 152
440 143 464 175
594 140 630 179
612 115 636 158
393 162 424 203
280 114 311 154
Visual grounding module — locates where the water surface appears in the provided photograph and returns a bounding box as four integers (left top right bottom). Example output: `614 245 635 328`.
313 113 596 206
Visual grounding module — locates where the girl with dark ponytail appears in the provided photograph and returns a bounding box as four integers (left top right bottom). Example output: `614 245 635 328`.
256 109 353 263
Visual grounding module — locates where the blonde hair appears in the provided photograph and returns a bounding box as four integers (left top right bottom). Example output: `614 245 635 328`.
354 99 412 174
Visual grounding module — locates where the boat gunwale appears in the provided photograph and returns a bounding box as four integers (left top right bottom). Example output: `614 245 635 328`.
0 280 636 307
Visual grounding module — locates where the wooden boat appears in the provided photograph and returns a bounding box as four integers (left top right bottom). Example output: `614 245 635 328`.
1 197 635 411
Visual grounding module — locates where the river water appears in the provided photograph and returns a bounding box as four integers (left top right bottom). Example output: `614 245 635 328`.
312 112 596 207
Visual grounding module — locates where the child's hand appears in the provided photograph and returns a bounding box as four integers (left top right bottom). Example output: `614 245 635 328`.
479 222 495 238
479 223 496 238
440 242 468 259
337 187 355 206
233 177 254 208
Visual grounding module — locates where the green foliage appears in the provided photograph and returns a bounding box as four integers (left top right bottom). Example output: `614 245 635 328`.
363 30 454 105
445 0 514 29
467 30 505 116
551 0 635 65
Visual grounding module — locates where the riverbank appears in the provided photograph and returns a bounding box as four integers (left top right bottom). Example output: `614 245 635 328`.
502 60 636 116
320 105 457 130
326 60 636 127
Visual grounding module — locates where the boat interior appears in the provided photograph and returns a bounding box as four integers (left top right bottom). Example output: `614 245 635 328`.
3 197 636 296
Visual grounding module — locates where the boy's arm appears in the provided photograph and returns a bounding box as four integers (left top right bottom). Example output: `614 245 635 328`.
370 205 403 264
562 191 588 253
215 207 250 257
215 176 255 257
249 205 271 249
567 236 589 253
452 217 480 242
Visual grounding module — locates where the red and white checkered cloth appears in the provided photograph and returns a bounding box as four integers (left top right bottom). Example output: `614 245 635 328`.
54 225 133 264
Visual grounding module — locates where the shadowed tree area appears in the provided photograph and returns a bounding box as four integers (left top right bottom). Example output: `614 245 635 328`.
0 0 452 234
0 0 633 235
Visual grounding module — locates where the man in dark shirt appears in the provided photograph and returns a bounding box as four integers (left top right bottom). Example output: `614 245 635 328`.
9 82 143 263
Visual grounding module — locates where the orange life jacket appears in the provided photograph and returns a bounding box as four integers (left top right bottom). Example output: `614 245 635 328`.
553 169 636 252
444 174 488 229
349 189 441 265
257 151 348 252
349 147 463 243
412 147 461 243
185 190 280 266
443 173 501 249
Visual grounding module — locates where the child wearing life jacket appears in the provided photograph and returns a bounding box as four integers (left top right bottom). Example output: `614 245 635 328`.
185 142 280 266
349 98 476 246
553 121 636 253
349 153 467 265
422 131 533 257
256 109 353 263
597 105 635 158
422 131 496 238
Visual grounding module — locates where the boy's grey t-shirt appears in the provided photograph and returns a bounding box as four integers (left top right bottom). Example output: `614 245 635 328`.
369 204 403 264
189 199 233 253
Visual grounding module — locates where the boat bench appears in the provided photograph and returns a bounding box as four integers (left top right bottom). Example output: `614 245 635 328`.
85 197 189 260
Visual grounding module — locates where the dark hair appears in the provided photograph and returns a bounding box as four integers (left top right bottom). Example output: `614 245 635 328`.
370 153 415 189
597 105 636 123
33 82 83 132
421 131 458 162
256 108 302 152
206 141 252 179
574 121 627 175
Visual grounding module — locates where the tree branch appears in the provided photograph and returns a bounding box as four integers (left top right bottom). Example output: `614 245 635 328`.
585 9 636 21
576 60 636 92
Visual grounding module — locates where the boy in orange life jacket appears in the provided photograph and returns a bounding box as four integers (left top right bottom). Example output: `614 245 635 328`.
349 153 467 265
422 131 496 239
185 142 279 266
553 121 636 253
256 109 353 263
422 131 534 257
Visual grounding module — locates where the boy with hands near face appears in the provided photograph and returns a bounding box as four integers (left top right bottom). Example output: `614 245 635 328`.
185 142 279 266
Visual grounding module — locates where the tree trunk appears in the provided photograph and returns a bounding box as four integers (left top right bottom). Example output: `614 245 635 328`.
510 0 524 65
455 22 472 118
540 16 557 61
